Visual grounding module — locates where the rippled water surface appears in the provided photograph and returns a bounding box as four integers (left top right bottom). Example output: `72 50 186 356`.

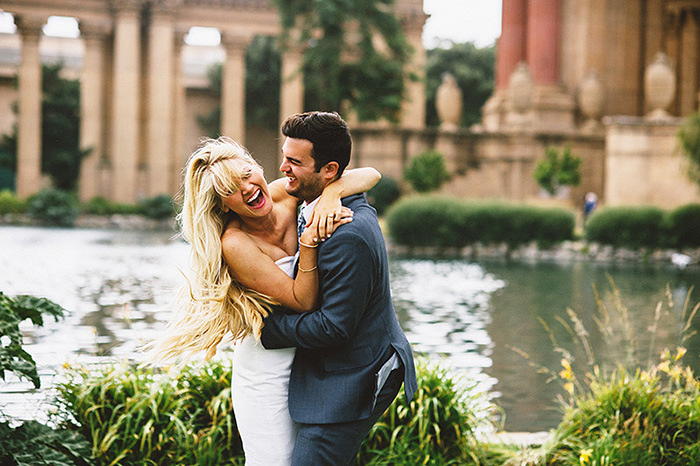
2 225 699 432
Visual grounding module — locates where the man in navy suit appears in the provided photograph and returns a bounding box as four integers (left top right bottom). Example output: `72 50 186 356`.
261 111 417 465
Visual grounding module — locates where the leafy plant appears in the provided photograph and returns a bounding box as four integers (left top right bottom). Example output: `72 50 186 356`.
358 357 494 465
138 194 176 220
366 175 401 215
0 63 88 191
274 0 412 122
0 189 25 215
533 146 582 195
0 291 66 389
585 206 665 249
386 196 574 248
403 150 450 193
54 360 244 465
425 42 495 128
677 112 700 187
0 421 92 466
665 203 700 248
25 188 79 226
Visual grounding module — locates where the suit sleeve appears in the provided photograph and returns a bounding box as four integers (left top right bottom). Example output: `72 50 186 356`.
261 232 374 349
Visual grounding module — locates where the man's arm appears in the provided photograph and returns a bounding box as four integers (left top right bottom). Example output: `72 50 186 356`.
261 231 374 349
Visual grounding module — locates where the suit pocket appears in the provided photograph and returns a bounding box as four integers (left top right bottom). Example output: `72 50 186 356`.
323 346 373 372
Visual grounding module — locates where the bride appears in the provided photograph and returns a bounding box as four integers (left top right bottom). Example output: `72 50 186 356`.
151 136 379 465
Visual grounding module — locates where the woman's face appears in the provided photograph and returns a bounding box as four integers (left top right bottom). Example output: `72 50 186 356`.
219 158 272 218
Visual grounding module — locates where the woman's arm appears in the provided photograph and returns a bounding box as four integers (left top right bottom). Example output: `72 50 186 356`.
222 228 319 313
306 167 381 240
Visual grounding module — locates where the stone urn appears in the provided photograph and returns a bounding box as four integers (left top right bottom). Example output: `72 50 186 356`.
645 52 676 119
508 62 534 113
436 73 463 130
578 69 604 132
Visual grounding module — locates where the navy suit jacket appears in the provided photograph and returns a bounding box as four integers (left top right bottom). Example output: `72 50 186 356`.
260 194 417 424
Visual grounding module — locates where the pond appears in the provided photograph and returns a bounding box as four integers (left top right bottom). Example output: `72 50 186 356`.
1 225 699 433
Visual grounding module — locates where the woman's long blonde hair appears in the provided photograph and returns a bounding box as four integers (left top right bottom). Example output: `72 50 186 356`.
150 136 276 363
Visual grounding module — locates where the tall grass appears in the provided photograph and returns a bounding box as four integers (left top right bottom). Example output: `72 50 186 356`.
53 360 243 465
505 279 700 465
358 358 495 465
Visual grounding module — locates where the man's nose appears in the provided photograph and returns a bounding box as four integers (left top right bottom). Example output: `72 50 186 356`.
280 158 288 172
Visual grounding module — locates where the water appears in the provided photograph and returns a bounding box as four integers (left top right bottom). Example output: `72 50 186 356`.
1 225 699 432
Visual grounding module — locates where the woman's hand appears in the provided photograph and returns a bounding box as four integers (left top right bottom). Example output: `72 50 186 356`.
304 202 354 242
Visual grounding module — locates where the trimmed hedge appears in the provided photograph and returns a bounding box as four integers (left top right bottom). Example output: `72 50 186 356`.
665 203 700 248
385 196 575 248
585 206 665 249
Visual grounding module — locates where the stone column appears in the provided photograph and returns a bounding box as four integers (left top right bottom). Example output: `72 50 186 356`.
279 42 305 130
171 27 188 193
523 0 574 133
680 10 699 116
15 16 45 198
496 0 527 91
399 12 428 129
221 33 250 142
484 0 526 131
527 0 560 86
146 3 175 196
78 21 111 201
110 0 143 203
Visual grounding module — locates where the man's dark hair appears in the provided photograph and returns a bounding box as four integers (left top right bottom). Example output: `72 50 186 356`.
281 111 352 177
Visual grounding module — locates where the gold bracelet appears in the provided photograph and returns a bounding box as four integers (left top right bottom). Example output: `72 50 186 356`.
298 264 318 272
299 240 318 248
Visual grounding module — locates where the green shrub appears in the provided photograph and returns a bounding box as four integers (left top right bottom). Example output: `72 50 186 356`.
139 194 176 220
0 189 25 215
0 420 92 465
367 175 402 215
533 145 582 195
665 203 700 248
403 150 450 193
54 360 243 465
25 188 79 227
585 206 665 249
358 357 493 465
385 196 574 249
677 112 700 187
81 196 143 216
547 361 700 465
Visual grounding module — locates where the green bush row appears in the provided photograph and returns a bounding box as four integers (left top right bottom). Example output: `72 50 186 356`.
586 203 700 249
386 196 575 248
0 189 177 226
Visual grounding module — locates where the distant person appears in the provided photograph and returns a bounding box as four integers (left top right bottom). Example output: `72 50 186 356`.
583 192 598 224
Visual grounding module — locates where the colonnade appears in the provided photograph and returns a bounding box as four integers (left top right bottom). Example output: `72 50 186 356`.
8 0 421 203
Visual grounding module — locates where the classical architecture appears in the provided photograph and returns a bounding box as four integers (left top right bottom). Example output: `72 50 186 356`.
2 0 700 209
0 0 426 202
477 0 700 207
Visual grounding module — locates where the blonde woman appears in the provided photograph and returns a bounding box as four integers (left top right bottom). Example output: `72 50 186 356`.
152 136 379 465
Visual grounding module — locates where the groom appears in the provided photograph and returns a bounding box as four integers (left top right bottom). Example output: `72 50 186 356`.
261 111 417 465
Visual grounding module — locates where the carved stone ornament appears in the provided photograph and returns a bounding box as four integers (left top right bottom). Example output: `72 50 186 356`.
508 62 534 113
645 51 676 119
435 73 463 130
578 69 603 120
578 69 604 132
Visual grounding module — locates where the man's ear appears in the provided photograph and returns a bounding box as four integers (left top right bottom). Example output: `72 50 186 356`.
321 161 340 181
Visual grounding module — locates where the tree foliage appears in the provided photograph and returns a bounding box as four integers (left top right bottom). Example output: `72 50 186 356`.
677 112 700 188
425 42 495 128
273 0 412 122
0 63 87 192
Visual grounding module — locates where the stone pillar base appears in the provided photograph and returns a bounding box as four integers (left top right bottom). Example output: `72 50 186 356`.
505 85 575 134
482 89 507 132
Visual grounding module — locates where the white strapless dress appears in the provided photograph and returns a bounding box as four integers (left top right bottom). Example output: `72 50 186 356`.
231 255 298 465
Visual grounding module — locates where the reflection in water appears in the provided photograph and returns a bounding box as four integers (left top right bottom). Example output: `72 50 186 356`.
1 226 699 433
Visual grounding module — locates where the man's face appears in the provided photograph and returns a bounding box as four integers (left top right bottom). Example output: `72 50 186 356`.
280 137 326 202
